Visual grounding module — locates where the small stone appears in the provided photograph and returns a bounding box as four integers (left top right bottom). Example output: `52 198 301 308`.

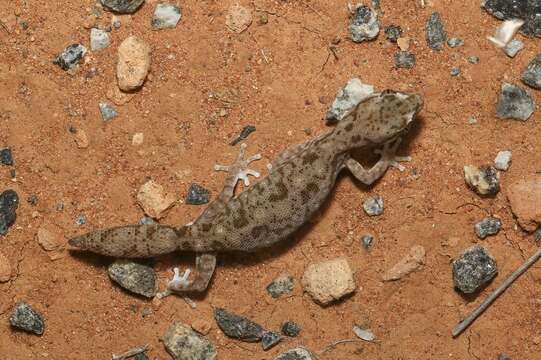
453 245 498 294
397 37 410 51
348 5 379 43
450 67 461 77
497 354 512 360
464 165 500 196
10 302 45 335
132 133 144 146
262 331 282 350
108 259 156 298
186 183 210 205
353 325 375 342
468 56 480 64
474 217 502 239
230 125 256 146
266 273 294 298
496 83 535 121
53 44 87 71
363 195 384 216
214 308 265 342
275 347 316 360
482 0 541 37
0 190 18 236
75 214 87 226
494 150 512 170
152 3 182 29
447 37 464 48
521 53 541 90
468 116 478 124
139 216 156 225
0 251 11 282
99 102 118 121
134 353 148 360
382 245 426 281
37 223 66 251
226 4 252 33
384 25 402 42
73 129 89 148
0 148 13 166
100 0 145 14
90 28 111 51
426 12 447 51
503 39 524 58
281 321 300 337
258 12 268 25
507 177 541 231
394 51 416 69
117 36 151 91
137 180 176 219
361 234 375 250
325 78 374 124
112 15 121 29
192 319 212 335
26 195 37 206
163 322 217 360
301 258 356 305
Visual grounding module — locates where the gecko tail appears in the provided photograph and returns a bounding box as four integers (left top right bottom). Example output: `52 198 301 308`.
68 224 182 258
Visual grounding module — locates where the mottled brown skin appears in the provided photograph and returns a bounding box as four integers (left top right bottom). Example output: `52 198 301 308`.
69 90 423 293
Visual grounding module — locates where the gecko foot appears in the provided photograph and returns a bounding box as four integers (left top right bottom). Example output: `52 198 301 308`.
156 267 192 299
374 138 412 172
214 143 261 186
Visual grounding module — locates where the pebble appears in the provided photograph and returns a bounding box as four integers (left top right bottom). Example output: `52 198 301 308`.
463 165 500 196
361 234 375 250
73 128 90 149
534 227 541 243
100 0 145 14
139 216 156 225
450 67 461 77
99 102 118 121
37 223 66 252
397 36 410 51
482 0 541 37
394 51 416 69
507 177 541 231
136 180 176 219
474 217 502 239
382 245 426 281
108 259 156 298
262 331 282 350
363 195 384 216
325 78 374 124
10 302 45 335
494 150 512 170
186 183 210 205
230 125 256 146
468 116 478 124
301 258 356 305
453 245 498 294
353 325 376 342
521 53 541 90
90 28 111 51
191 319 212 335
152 3 182 29
504 39 524 58
134 353 148 360
266 272 294 298
348 5 380 43
468 56 480 64
117 36 151 91
225 4 252 33
447 37 464 47
0 190 19 236
53 44 87 71
275 347 316 360
163 321 217 360
498 354 512 360
425 12 447 51
496 83 535 121
0 148 13 166
281 321 300 337
0 251 11 282
132 133 144 146
75 214 87 226
214 308 265 342
384 25 402 42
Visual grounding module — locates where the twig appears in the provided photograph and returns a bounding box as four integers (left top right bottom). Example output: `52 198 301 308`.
111 344 149 360
452 247 541 337
260 49 269 64
319 339 365 354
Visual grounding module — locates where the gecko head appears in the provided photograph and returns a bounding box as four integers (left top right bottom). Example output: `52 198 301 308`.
338 90 423 146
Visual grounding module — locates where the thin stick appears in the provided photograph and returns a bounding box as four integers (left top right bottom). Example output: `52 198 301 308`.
111 344 149 360
452 248 541 337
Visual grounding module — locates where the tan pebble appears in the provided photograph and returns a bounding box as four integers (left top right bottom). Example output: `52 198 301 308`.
74 129 89 149
226 4 252 33
83 15 96 29
397 37 410 51
117 36 151 91
132 133 144 146
301 257 356 305
37 223 66 251
136 180 176 219
191 319 212 335
0 252 11 282
383 245 426 281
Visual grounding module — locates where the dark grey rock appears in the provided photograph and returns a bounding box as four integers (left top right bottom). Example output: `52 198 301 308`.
214 308 264 342
27 195 38 206
426 12 447 51
9 302 45 335
281 321 300 337
266 273 294 298
504 39 524 58
108 259 156 298
361 234 375 250
325 78 374 124
384 25 402 42
521 54 541 89
534 227 541 243
363 195 383 216
394 51 416 69
450 68 461 77
349 5 379 43
99 102 118 122
134 353 149 360
371 0 380 9
262 331 282 350
100 0 145 14
75 214 87 226
468 56 480 64
482 0 541 37
230 125 256 146
474 217 502 239
453 245 498 294
447 37 464 47
0 148 13 166
53 44 87 71
496 83 535 121
186 183 210 205
163 321 217 360
0 190 19 236
275 347 316 360
152 3 182 29
498 354 512 360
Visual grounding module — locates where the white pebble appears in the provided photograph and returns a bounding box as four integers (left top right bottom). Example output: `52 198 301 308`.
494 150 512 171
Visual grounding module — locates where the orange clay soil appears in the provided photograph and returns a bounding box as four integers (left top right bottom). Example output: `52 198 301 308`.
1 1 540 359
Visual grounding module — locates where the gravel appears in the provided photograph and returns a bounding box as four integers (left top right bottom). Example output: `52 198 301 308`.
10 302 45 335
0 190 19 236
453 245 498 294
100 0 145 14
394 51 416 69
214 308 265 342
496 83 535 121
363 195 384 216
425 12 447 50
474 217 502 239
521 54 541 90
53 44 87 70
108 260 156 298
349 5 380 43
0 148 13 166
186 183 210 205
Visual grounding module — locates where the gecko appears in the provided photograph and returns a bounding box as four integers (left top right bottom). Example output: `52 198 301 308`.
69 90 423 297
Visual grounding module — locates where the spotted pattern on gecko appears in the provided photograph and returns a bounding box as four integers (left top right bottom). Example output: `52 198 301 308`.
69 90 423 295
